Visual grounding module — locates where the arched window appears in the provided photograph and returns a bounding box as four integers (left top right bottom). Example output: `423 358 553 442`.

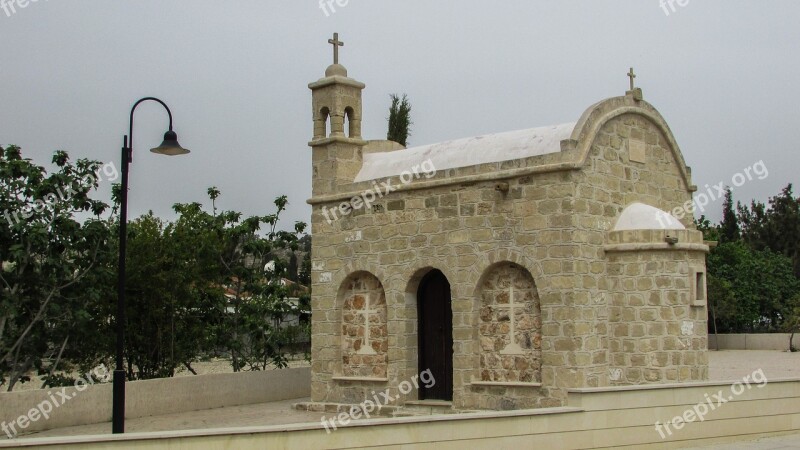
477 263 542 383
344 106 355 138
320 107 331 138
339 272 388 378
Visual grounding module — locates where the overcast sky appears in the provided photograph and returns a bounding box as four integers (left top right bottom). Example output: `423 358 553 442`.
1 1 797 228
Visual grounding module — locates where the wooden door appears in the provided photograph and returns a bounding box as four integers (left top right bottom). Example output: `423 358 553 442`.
417 270 453 401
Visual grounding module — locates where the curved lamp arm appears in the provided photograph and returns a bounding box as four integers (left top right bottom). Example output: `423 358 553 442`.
126 97 174 160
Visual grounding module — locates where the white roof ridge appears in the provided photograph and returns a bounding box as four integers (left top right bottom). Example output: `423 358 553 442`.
355 122 577 182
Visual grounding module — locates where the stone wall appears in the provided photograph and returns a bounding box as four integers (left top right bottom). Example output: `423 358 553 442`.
606 231 709 384
566 110 708 389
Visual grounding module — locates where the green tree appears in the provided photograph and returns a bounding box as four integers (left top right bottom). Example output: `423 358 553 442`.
694 215 720 242
298 234 311 287
287 253 299 282
719 188 740 244
707 242 799 333
0 146 113 390
120 192 308 377
785 298 800 352
211 194 307 371
122 207 225 379
739 184 800 276
387 93 412 147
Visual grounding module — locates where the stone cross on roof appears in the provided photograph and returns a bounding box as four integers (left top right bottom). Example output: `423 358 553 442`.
328 32 344 65
628 67 637 91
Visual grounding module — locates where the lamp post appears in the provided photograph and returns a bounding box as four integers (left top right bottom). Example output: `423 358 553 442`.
114 97 189 434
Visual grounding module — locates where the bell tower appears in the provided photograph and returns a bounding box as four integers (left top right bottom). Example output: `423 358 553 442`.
309 33 367 196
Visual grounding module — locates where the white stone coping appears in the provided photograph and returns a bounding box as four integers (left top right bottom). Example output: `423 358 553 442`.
308 136 367 147
308 160 581 205
331 376 389 382
469 381 543 388
1 407 584 447
567 377 800 394
603 242 710 253
403 400 453 407
308 75 365 90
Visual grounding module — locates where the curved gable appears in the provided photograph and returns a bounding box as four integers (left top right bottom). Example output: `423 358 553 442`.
569 95 696 193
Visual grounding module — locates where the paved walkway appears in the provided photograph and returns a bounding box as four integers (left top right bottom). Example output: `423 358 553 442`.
687 433 800 449
709 350 800 381
11 350 800 446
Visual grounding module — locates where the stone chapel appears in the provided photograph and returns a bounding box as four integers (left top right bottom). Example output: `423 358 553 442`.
305 34 709 412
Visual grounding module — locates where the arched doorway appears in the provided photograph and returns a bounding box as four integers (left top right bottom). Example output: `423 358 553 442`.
417 269 453 401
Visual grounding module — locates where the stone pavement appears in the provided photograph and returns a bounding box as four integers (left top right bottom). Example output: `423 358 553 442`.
709 350 800 381
687 433 800 449
11 350 800 446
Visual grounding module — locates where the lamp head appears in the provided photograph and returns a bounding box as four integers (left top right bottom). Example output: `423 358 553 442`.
150 130 189 156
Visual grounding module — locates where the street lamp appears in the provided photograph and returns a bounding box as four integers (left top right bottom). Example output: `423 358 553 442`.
113 97 189 434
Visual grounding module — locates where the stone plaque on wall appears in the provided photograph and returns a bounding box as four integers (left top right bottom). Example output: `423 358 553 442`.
629 139 646 163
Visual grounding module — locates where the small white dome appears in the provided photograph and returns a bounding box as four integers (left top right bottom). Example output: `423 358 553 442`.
613 203 686 231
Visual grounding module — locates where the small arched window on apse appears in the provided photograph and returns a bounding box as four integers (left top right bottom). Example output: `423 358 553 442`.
344 106 355 138
320 107 331 138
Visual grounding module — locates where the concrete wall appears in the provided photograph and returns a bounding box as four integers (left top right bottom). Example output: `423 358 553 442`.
6 377 798 449
709 334 800 351
0 368 310 434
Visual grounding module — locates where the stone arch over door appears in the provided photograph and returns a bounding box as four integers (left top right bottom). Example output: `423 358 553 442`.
476 262 542 383
338 271 388 378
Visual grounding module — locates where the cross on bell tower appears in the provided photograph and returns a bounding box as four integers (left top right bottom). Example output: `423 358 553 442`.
328 32 344 65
